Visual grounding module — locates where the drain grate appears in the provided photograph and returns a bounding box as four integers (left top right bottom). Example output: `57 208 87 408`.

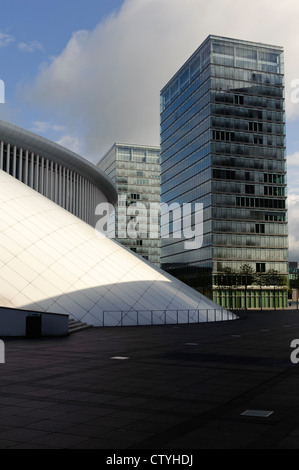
111 356 130 360
241 410 274 418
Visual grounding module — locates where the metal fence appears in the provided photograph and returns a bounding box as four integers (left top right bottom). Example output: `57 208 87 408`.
98 308 241 328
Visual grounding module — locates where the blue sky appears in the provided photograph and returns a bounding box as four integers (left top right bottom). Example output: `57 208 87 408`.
0 0 124 141
0 0 298 259
0 1 96 79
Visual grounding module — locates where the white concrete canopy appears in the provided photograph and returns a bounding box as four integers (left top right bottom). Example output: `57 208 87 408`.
0 170 234 327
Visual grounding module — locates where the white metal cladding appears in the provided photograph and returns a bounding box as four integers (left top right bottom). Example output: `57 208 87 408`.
0 170 234 327
0 120 118 227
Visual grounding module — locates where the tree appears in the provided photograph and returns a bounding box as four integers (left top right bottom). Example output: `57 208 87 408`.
221 267 239 287
262 269 283 287
238 264 256 286
262 269 287 310
238 264 256 310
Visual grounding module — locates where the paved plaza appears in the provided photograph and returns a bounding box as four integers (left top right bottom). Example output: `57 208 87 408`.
0 310 299 449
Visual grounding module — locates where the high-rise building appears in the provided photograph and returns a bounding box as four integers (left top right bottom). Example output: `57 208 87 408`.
98 143 161 266
160 35 288 308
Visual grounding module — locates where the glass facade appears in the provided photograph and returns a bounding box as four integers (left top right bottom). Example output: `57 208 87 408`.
98 143 161 266
160 35 288 297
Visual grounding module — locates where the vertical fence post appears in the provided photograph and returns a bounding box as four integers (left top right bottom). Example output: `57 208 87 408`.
103 311 105 328
177 310 179 325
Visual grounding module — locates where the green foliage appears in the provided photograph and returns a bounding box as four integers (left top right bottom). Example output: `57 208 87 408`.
238 264 256 287
215 265 286 287
262 269 283 287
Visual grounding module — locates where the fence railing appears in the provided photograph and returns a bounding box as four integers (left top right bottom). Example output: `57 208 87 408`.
97 308 242 328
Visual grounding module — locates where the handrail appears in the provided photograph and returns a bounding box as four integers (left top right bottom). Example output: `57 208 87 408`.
97 308 240 328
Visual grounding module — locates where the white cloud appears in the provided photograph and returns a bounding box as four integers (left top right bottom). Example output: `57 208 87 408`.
30 121 66 133
30 121 82 154
19 0 299 259
285 153 299 259
287 152 299 199
25 0 299 161
56 134 82 154
18 40 44 53
287 193 299 260
0 32 14 48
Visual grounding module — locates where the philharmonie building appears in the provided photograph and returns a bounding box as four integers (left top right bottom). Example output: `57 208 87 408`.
0 119 232 336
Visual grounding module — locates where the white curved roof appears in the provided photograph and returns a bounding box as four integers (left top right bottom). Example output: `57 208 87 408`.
0 170 233 326
0 119 118 205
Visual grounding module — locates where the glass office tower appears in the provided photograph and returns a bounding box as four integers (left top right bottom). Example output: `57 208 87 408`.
160 35 288 307
98 143 161 266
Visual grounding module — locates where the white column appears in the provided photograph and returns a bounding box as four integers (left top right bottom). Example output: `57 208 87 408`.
24 150 29 185
50 161 54 201
55 163 58 203
69 171 73 213
66 168 70 211
45 159 49 198
6 143 10 174
12 146 17 178
62 166 66 209
0 141 3 170
88 181 91 225
18 148 23 182
40 157 44 195
83 178 86 221
92 185 95 227
77 175 80 218
35 155 39 191
30 153 34 188
58 164 62 206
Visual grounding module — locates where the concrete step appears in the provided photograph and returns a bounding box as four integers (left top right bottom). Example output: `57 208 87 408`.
68 318 92 334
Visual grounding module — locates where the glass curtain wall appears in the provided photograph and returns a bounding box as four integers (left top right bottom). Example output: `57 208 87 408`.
98 144 161 266
160 35 288 301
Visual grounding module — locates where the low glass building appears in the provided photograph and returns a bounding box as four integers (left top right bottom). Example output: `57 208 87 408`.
98 143 161 266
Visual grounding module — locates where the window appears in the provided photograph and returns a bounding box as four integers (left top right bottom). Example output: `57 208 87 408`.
264 186 285 197
249 122 263 132
236 197 286 209
254 136 263 145
212 130 235 141
131 193 140 200
212 169 236 180
234 95 244 105
264 173 285 184
256 263 266 273
255 224 265 234
252 73 263 82
245 185 255 195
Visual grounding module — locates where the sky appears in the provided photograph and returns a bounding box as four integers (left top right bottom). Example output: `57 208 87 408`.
0 0 299 259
